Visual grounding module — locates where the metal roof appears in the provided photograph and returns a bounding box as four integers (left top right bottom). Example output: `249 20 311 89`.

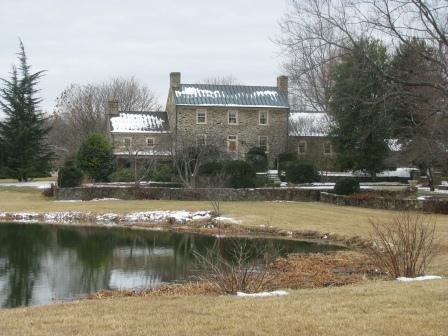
110 111 169 133
173 84 289 108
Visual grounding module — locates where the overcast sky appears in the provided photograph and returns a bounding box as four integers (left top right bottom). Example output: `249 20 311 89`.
0 0 288 114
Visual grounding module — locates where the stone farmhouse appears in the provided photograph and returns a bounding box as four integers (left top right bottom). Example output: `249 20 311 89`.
109 72 293 167
107 72 401 169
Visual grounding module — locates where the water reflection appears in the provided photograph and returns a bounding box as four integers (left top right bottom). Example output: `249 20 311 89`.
0 223 343 308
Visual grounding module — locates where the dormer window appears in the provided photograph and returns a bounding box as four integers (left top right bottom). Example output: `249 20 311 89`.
228 110 238 124
196 109 207 124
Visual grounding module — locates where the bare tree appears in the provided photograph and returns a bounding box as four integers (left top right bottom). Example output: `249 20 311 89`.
49 77 161 162
122 142 161 186
171 133 222 188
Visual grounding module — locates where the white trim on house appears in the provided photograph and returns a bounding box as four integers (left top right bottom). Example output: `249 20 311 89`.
258 135 269 153
227 135 238 153
298 140 307 155
228 110 238 125
259 110 269 126
146 137 155 148
196 109 207 124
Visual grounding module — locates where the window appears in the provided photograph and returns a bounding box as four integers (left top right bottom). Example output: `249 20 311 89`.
228 110 238 124
323 142 333 155
123 137 132 147
196 109 207 124
298 141 307 155
196 134 207 146
258 136 268 152
146 137 155 148
259 110 269 125
227 135 238 153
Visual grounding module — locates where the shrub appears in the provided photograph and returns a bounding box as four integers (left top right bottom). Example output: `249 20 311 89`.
193 240 280 294
58 162 83 188
254 175 277 188
77 133 115 182
150 164 176 182
285 161 319 184
246 147 268 172
334 177 360 195
278 152 297 171
423 199 448 214
110 168 134 182
223 160 256 188
368 211 437 278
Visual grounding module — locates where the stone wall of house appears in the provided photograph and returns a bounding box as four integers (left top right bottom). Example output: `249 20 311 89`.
288 136 336 170
175 106 289 166
55 186 320 202
111 132 172 156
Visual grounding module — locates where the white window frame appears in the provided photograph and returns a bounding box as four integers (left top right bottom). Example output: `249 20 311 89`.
259 110 269 126
196 109 207 124
258 136 268 153
298 141 307 155
228 110 238 125
196 134 207 146
146 137 155 148
323 142 333 155
227 135 238 153
123 137 132 147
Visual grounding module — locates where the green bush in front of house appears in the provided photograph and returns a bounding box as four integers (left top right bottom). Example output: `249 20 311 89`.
334 177 360 195
246 147 268 172
76 133 115 182
110 168 135 182
278 152 298 171
223 160 256 188
285 161 320 184
58 160 84 188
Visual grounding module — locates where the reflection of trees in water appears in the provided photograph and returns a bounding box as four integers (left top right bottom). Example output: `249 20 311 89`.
0 224 51 308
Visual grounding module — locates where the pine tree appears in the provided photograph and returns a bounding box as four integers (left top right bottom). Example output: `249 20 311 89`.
0 41 53 181
329 39 392 177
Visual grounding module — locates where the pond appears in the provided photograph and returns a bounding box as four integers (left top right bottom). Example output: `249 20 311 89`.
0 222 344 308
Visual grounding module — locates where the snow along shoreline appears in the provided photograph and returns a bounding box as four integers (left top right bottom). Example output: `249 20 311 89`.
0 210 221 226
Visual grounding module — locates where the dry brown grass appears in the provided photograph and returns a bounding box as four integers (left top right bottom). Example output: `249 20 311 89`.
1 187 448 275
1 279 446 336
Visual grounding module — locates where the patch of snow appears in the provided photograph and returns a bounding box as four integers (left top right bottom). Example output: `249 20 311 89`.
237 290 289 297
110 113 166 133
385 139 402 152
0 181 53 189
91 198 121 202
397 275 442 282
213 217 240 224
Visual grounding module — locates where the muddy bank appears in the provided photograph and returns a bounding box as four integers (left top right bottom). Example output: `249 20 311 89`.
89 251 380 299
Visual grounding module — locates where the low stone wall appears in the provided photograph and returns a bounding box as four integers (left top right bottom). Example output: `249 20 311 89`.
320 192 423 211
55 186 321 202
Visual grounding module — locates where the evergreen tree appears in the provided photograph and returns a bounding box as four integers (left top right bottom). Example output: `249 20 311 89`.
330 39 392 177
390 39 446 188
0 41 53 181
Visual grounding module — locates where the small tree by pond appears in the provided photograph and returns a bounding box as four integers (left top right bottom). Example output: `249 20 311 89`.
368 211 438 278
193 239 281 294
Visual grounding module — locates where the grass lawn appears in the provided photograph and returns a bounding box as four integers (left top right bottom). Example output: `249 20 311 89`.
1 187 448 275
1 279 446 336
1 187 447 335
0 176 56 183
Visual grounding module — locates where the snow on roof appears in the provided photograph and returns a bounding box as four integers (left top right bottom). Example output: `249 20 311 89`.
110 112 169 133
174 84 289 108
289 112 333 137
386 139 402 152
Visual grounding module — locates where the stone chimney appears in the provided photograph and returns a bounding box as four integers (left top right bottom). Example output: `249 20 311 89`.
277 75 288 95
170 72 181 89
107 100 119 116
